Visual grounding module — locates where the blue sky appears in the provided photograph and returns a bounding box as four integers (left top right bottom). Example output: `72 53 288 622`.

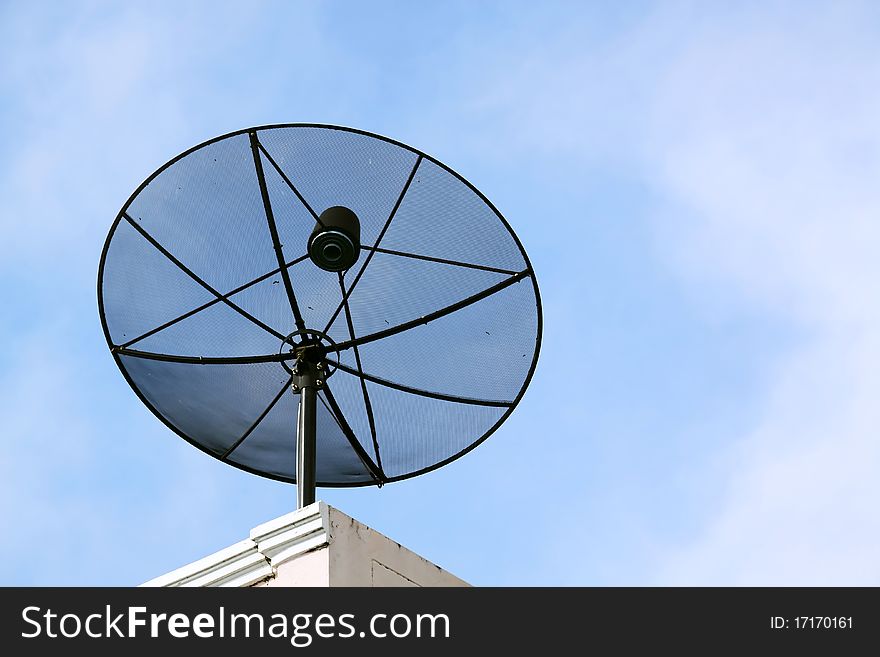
1 1 879 585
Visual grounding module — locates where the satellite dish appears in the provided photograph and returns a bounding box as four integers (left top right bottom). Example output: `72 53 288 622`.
98 124 542 508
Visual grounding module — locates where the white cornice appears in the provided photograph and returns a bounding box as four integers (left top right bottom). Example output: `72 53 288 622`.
140 501 331 587
250 501 330 568
140 538 272 588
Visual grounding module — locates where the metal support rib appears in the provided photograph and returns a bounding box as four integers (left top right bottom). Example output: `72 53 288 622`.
120 254 308 349
113 269 531 365
336 272 383 472
322 384 386 484
114 348 287 364
333 361 513 407
123 214 287 342
361 244 519 275
323 154 423 335
332 269 530 352
221 378 291 459
257 140 323 226
248 131 307 333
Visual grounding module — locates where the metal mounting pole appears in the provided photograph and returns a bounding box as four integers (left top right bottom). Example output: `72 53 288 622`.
293 359 320 509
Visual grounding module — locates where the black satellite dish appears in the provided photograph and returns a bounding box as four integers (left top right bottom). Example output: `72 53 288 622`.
98 124 541 508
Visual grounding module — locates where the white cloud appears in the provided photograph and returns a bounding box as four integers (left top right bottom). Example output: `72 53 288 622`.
0 2 280 584
439 2 880 584
645 4 880 583
0 2 278 282
3 1 879 585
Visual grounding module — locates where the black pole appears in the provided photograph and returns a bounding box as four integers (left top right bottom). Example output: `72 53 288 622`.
294 361 318 509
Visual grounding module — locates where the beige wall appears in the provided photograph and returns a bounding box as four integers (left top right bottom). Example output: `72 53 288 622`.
142 502 468 588
261 507 468 587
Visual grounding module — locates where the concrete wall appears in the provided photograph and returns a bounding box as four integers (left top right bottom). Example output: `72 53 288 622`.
142 502 468 588
323 506 466 586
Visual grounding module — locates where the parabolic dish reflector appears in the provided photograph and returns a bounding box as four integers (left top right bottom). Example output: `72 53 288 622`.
99 124 541 487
